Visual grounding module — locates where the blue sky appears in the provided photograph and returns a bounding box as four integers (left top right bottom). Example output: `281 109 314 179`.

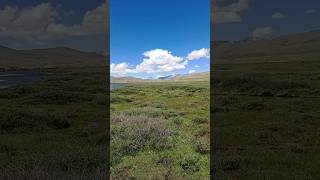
215 0 320 40
110 0 210 78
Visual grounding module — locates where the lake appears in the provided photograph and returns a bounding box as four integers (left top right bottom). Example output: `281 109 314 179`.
110 83 127 90
0 71 48 89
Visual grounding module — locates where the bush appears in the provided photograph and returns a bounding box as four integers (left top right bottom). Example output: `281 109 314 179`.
172 117 183 126
179 155 200 174
111 113 173 165
194 141 210 154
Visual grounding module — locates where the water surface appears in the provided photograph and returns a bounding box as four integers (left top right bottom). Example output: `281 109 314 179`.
110 83 127 90
0 71 48 89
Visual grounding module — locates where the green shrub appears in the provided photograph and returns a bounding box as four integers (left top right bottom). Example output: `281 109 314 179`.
194 141 210 154
172 117 183 126
179 155 200 174
111 114 173 165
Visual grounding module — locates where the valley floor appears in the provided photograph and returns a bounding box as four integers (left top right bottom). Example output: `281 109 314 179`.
111 82 210 179
212 59 320 179
0 66 108 179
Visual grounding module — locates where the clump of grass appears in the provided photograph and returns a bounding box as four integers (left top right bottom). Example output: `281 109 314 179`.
215 156 249 173
192 117 208 124
194 141 210 154
172 117 183 126
148 102 167 109
179 155 201 174
110 95 132 104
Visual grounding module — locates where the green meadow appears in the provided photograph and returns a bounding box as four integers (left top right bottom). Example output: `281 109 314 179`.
0 65 210 179
111 82 210 179
0 66 108 179
212 60 320 179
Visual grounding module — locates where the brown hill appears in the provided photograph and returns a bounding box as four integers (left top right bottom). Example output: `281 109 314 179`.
0 46 106 70
171 72 209 82
213 30 320 64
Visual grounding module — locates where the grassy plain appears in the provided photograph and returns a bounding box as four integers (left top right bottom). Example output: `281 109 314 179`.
0 65 210 179
212 59 320 179
0 66 108 179
111 81 210 179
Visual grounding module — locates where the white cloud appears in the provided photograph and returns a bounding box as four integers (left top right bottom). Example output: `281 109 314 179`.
189 70 196 74
186 48 210 60
136 49 187 73
272 12 287 19
110 62 135 77
48 3 106 36
0 3 106 41
0 3 60 40
195 65 200 68
213 0 251 24
111 48 209 77
253 27 274 39
305 9 317 14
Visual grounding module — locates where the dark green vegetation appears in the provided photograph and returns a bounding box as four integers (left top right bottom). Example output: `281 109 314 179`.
111 82 210 179
212 31 320 179
0 66 108 179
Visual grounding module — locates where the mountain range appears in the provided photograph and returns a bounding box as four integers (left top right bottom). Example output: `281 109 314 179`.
111 72 210 83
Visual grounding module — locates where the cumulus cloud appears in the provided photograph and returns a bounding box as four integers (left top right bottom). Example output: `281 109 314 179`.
189 70 196 74
0 3 60 40
305 9 317 14
111 48 209 77
213 0 251 24
136 49 187 73
48 3 106 36
272 12 287 19
195 65 200 68
110 62 136 77
253 27 274 39
186 48 210 60
0 3 106 41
